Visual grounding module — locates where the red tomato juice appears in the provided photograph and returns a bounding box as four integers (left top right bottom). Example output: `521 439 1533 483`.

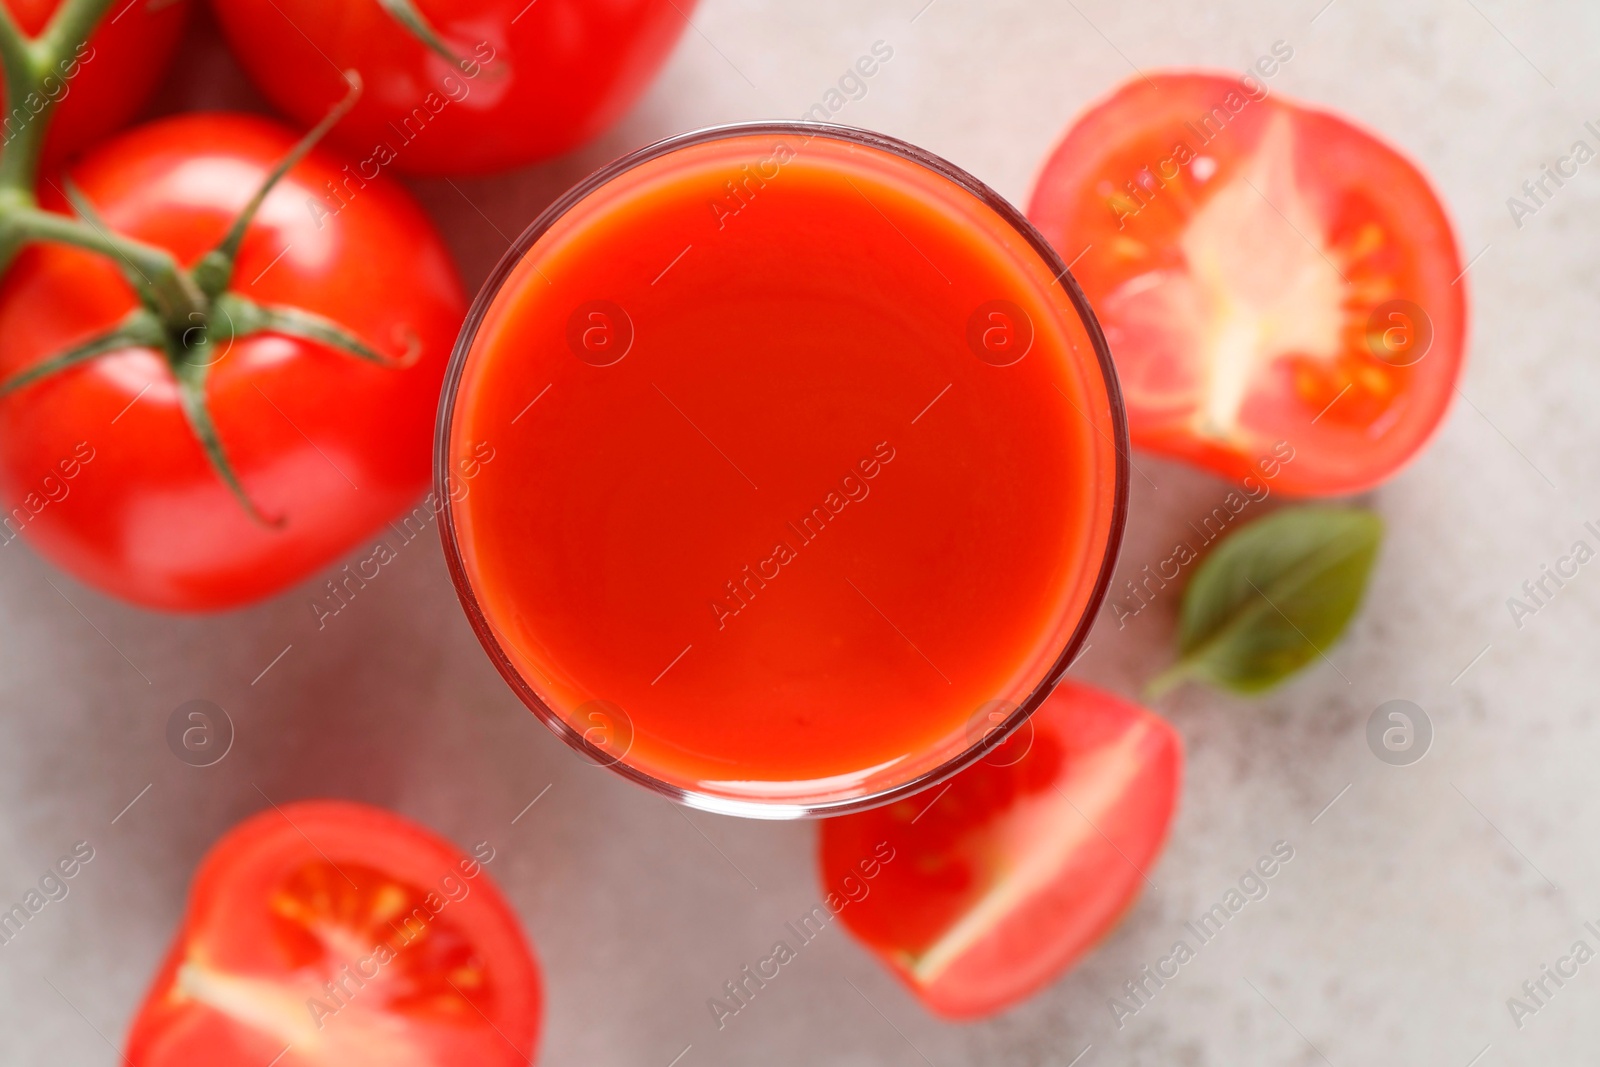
442 126 1124 813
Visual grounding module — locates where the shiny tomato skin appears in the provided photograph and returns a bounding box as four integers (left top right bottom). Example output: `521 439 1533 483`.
1028 72 1466 497
207 0 695 176
125 800 542 1066
820 681 1182 1019
3 0 190 167
0 113 464 611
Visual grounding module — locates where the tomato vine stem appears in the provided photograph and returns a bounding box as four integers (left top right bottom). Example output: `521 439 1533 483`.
0 0 176 279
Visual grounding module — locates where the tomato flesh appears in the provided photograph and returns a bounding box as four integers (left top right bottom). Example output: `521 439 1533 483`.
820 681 1182 1019
125 801 542 1066
267 861 493 1020
208 0 696 175
1028 72 1466 495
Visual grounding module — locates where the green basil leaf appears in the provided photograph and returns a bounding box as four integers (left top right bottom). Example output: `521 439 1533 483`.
1146 506 1383 696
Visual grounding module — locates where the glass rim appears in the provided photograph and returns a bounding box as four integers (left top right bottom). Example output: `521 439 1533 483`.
433 120 1131 820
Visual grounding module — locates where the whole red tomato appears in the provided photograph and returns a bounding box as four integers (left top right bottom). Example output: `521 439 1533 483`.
820 680 1182 1019
3 0 189 167
125 800 543 1065
1029 71 1466 496
207 0 695 175
0 112 464 610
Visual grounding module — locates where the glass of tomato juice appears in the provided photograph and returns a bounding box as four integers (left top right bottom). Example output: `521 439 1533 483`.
436 124 1128 818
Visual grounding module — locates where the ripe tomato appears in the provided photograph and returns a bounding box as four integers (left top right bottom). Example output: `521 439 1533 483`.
207 0 695 176
125 800 543 1066
3 0 190 167
820 680 1181 1019
1028 72 1466 496
0 112 463 610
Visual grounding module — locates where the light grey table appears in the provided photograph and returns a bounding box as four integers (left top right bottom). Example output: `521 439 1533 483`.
2 1 1594 1064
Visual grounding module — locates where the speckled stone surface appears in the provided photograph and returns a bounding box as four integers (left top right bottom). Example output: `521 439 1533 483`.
0 1 1593 1064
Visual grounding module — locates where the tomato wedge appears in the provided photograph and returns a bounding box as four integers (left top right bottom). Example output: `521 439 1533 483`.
820 681 1181 1019
1028 72 1466 496
125 801 541 1066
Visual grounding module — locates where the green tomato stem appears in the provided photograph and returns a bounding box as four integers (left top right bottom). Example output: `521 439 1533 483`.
0 6 35 116
195 72 363 298
0 0 115 193
0 204 202 322
35 0 115 64
0 0 189 294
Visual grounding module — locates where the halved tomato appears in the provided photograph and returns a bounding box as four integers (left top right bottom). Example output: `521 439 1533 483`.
125 801 541 1066
820 680 1181 1019
1029 71 1466 496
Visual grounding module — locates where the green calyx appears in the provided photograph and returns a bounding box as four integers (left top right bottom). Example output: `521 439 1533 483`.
0 72 416 527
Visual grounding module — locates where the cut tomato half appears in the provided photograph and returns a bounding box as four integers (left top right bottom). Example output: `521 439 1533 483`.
125 801 541 1066
1029 71 1466 495
820 681 1182 1019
